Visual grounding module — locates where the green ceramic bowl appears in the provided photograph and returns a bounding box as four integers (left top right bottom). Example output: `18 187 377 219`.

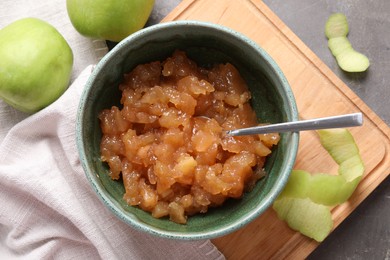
76 21 299 240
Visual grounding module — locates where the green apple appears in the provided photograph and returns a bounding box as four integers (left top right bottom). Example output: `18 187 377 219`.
66 0 155 42
0 18 73 113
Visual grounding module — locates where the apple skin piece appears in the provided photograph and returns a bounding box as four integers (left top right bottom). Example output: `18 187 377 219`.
66 0 155 42
0 18 73 113
318 129 365 181
318 129 358 164
339 154 365 182
273 129 364 241
325 13 349 39
273 197 333 242
277 170 311 199
328 36 352 57
279 170 362 207
336 49 370 73
307 173 360 206
325 13 369 72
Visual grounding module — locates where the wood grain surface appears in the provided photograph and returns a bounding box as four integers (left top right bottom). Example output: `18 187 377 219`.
162 0 390 259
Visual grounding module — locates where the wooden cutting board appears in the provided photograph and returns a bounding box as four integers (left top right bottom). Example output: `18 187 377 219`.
162 0 390 259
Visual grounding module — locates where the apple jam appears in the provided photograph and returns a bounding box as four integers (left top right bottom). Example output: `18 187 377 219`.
99 50 279 224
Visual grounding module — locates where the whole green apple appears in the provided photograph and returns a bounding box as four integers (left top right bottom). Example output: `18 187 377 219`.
0 18 73 113
66 0 155 42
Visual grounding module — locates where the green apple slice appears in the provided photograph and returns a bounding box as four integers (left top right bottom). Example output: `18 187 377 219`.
273 197 333 242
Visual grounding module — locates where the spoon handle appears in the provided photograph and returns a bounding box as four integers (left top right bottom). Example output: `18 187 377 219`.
226 113 363 136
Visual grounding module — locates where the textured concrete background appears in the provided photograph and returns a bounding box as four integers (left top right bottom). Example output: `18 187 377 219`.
144 1 390 259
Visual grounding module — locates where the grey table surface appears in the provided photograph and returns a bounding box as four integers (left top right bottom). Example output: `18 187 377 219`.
143 0 390 259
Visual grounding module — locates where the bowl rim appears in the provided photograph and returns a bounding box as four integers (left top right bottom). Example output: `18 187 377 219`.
76 20 299 240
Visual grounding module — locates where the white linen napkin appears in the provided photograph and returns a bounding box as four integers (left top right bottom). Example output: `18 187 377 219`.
0 1 225 258
0 65 225 259
0 0 108 143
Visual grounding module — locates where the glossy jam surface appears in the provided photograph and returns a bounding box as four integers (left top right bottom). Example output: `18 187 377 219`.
99 50 279 224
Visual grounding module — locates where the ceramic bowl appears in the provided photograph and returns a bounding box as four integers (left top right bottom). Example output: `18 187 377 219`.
76 21 299 240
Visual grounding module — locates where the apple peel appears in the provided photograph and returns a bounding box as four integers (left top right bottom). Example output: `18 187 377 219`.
273 197 333 242
325 13 369 72
273 129 364 242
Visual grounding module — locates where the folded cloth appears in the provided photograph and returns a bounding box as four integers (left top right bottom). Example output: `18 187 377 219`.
0 66 225 260
0 0 108 143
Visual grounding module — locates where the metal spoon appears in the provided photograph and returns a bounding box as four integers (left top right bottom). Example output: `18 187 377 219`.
225 112 363 136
